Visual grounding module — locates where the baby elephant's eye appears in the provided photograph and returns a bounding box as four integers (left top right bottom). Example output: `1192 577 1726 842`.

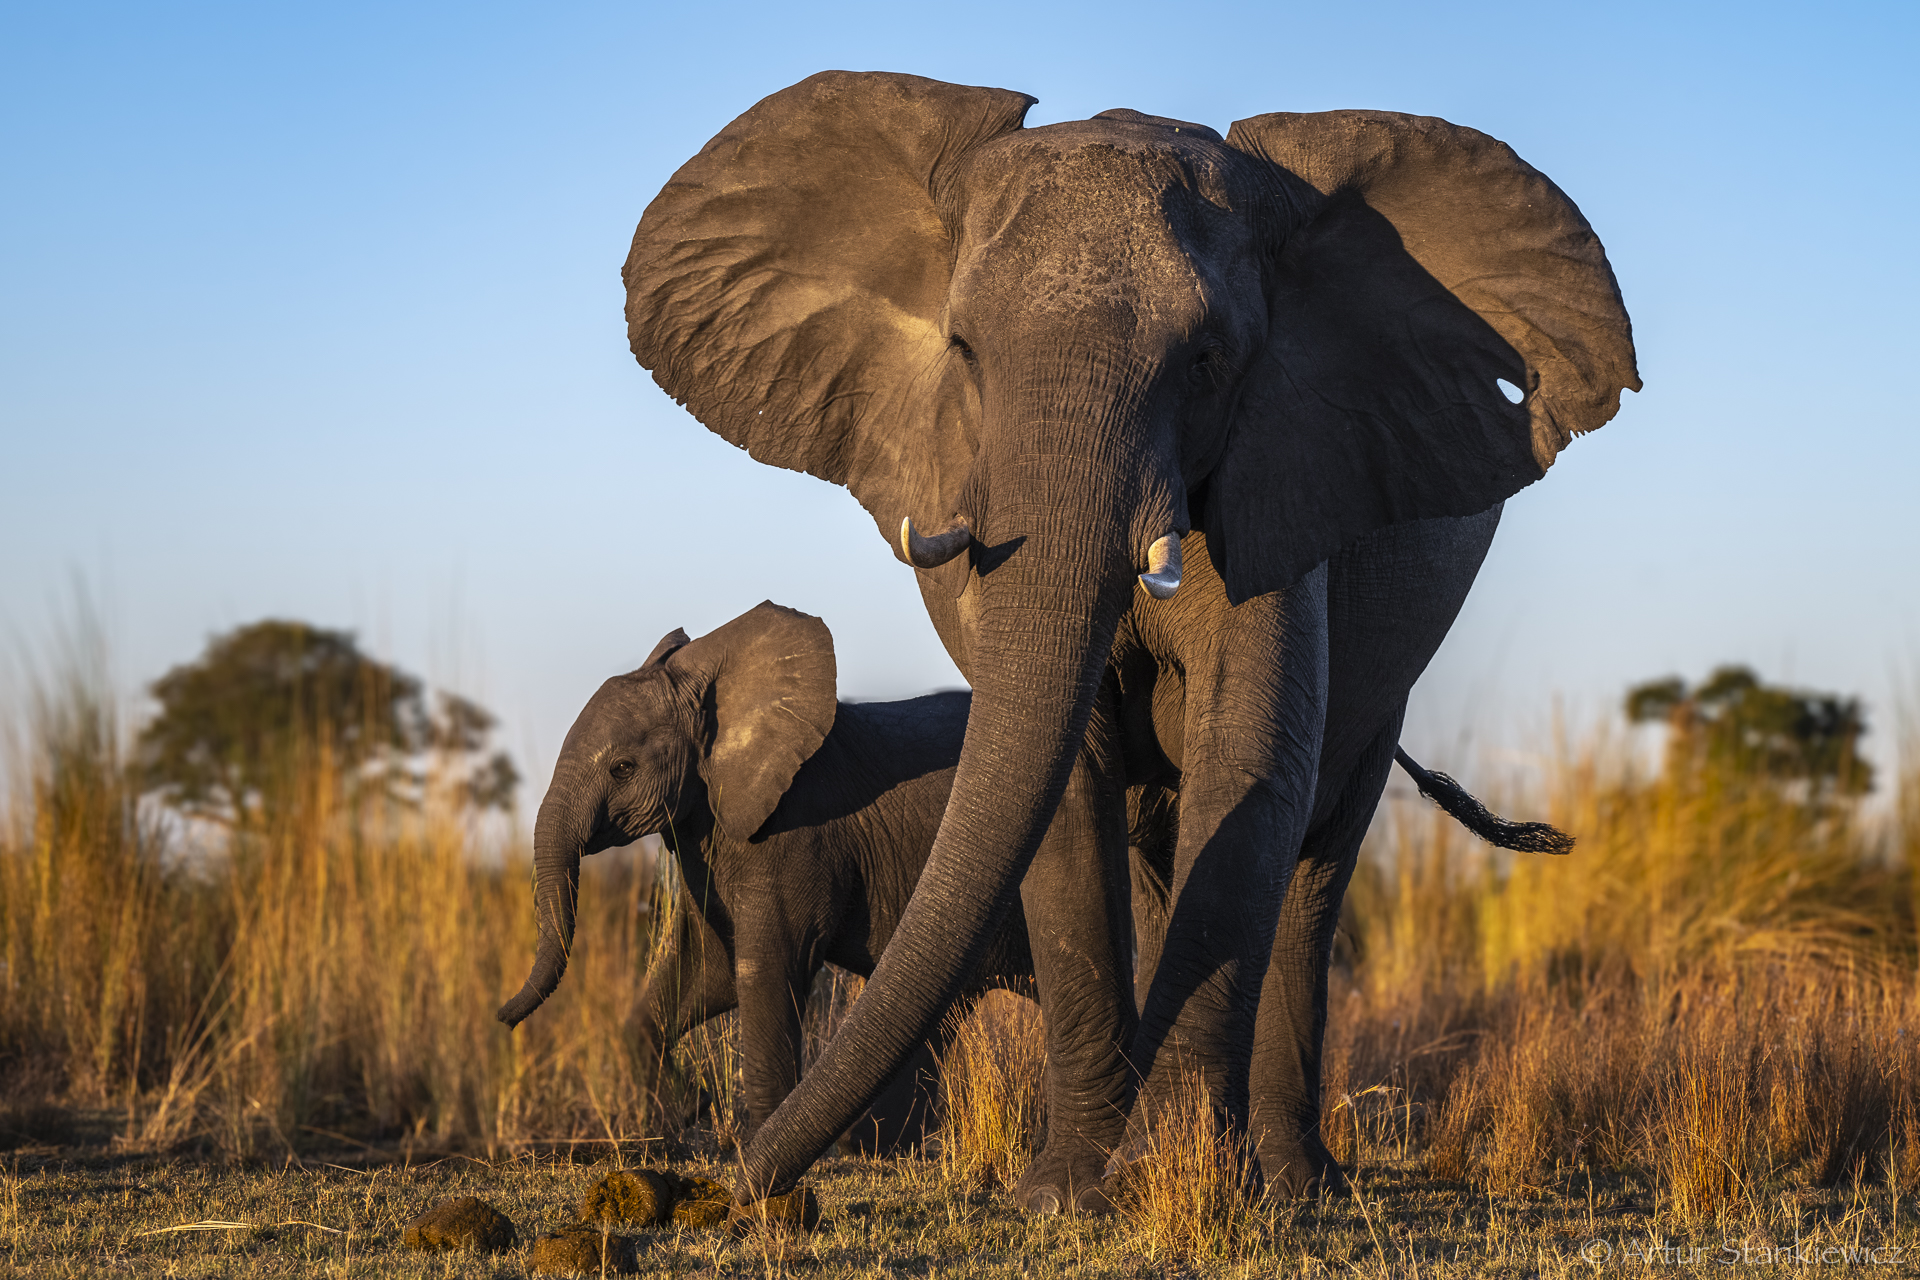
609 759 637 782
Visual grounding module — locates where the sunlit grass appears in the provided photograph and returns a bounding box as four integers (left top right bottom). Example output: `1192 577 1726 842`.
1 652 1916 1269
1330 724 1919 1224
0 655 666 1158
1114 1064 1264 1265
937 989 1047 1192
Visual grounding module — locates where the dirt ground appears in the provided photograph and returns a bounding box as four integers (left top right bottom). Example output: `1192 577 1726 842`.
1 1136 1913 1279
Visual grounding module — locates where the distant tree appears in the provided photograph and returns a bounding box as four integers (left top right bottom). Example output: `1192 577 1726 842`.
1625 665 1871 799
137 619 517 823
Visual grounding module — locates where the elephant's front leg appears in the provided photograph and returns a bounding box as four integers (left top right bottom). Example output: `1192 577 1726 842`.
1013 681 1137 1215
1125 561 1328 1161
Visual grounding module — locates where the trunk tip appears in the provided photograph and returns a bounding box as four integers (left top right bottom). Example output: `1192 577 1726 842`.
496 985 545 1028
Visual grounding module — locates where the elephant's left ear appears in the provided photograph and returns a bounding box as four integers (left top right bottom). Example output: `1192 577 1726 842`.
1211 110 1641 603
680 602 838 842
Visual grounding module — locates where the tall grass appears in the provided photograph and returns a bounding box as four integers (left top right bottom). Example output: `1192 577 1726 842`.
1115 1064 1263 1264
0 660 662 1156
4 642 1917 1248
937 990 1047 1191
1331 725 1919 1217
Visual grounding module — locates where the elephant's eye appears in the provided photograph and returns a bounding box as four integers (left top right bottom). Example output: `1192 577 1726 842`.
950 335 977 364
1188 346 1228 390
609 759 637 782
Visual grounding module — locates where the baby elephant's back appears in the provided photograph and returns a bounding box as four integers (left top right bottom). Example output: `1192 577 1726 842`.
814 690 1032 989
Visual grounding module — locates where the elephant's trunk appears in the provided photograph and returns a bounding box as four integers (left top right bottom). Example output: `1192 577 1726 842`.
497 794 585 1027
734 429 1159 1199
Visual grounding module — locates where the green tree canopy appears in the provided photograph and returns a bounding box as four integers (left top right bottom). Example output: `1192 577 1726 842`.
136 619 517 823
1625 665 1871 798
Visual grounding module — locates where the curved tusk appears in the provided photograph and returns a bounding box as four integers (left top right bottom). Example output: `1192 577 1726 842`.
900 516 972 570
1138 533 1183 600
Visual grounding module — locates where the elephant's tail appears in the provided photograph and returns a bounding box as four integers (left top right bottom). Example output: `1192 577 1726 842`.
1392 748 1575 855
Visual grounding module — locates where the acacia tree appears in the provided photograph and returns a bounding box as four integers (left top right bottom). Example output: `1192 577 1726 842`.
137 619 517 824
1625 665 1872 800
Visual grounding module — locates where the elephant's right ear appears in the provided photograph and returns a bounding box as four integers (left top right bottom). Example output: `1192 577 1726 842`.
671 602 837 842
1211 110 1642 603
624 72 1035 559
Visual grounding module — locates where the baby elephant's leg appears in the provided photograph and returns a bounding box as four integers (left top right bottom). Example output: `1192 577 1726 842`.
631 887 737 1103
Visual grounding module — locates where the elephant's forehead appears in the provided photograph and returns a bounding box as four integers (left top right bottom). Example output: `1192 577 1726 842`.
964 124 1244 216
954 133 1243 328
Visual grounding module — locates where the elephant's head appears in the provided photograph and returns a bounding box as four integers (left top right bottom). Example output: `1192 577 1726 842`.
622 73 1639 1185
497 602 836 1028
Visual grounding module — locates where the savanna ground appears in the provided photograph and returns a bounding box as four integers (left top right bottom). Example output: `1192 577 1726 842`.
2 658 1917 1276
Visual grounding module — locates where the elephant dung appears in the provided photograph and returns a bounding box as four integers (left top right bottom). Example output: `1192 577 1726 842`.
529 1225 642 1276
670 1176 732 1229
576 1168 673 1227
727 1184 820 1237
400 1196 516 1253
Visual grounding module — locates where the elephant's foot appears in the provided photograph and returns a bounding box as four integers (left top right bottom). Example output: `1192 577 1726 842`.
1256 1129 1347 1199
1015 1136 1118 1215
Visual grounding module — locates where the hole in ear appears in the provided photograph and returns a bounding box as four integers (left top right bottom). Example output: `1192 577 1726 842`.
1496 378 1525 405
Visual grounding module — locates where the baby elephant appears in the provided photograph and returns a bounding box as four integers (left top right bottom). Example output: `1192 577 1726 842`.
497 601 1033 1151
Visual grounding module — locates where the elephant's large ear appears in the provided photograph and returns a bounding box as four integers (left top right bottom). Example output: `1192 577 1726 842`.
1211 111 1641 602
671 602 837 842
625 72 1035 555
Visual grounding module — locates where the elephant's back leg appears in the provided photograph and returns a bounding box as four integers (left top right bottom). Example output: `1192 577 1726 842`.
1249 720 1397 1193
1251 505 1501 1194
1125 782 1179 1016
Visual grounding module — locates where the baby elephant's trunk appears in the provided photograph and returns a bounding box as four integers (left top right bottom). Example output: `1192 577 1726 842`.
498 796 584 1026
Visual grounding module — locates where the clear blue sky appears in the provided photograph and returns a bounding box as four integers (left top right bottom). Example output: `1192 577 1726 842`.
4 1 1916 793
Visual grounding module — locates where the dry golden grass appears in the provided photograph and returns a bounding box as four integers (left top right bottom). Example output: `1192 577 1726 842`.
3 653 1919 1270
0 660 666 1159
1329 722 1920 1230
4 1142 1918 1279
1113 1064 1263 1265
936 989 1047 1191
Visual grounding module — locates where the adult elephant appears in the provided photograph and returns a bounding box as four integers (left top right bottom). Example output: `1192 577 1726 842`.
622 72 1638 1211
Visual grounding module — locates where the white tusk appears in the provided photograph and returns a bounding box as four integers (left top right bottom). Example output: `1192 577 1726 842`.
1138 533 1183 600
901 516 972 570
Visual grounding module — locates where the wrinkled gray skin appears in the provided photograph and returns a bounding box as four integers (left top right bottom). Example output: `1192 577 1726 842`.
621 73 1640 1211
497 602 1047 1150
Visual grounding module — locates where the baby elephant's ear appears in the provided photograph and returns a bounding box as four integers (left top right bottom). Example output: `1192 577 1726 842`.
683 602 837 841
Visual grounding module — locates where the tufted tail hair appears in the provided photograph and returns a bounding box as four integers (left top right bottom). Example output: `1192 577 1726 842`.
1393 747 1575 856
